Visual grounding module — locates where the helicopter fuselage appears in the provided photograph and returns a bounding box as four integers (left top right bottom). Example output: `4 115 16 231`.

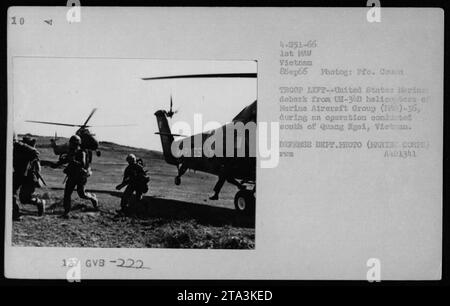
76 128 99 151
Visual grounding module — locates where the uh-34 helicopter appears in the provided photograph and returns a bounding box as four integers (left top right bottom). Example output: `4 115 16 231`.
143 72 257 214
26 108 131 163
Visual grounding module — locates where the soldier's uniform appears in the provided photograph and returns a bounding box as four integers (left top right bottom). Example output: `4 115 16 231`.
17 135 46 216
54 135 98 218
116 154 149 212
13 136 40 220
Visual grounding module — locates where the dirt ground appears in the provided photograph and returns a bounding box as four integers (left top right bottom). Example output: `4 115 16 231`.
12 136 255 249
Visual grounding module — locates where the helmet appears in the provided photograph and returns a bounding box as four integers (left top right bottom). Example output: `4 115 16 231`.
126 154 136 163
69 135 81 145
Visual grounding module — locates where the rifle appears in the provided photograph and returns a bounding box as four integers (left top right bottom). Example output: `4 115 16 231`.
29 159 46 187
116 178 129 190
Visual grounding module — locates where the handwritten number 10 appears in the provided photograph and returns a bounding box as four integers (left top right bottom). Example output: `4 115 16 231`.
11 17 25 25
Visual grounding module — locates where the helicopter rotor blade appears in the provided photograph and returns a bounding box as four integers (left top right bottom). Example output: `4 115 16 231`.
142 73 257 81
25 120 81 127
83 108 98 127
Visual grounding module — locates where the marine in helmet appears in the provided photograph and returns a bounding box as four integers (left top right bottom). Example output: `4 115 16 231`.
18 134 46 216
115 153 149 214
12 133 40 220
52 135 98 218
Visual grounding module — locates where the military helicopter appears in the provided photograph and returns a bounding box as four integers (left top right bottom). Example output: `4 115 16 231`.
143 72 257 214
26 108 130 163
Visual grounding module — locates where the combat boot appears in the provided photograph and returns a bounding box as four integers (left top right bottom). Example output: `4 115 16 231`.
37 200 45 216
13 199 21 221
60 211 70 219
209 193 219 200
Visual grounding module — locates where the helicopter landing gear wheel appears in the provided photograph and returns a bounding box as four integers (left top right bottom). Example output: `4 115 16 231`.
175 176 181 185
234 190 255 215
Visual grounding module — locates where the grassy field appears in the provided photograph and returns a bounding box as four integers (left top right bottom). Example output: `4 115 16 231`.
12 135 255 249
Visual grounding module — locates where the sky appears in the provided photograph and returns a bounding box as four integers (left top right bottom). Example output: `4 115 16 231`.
13 58 257 151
